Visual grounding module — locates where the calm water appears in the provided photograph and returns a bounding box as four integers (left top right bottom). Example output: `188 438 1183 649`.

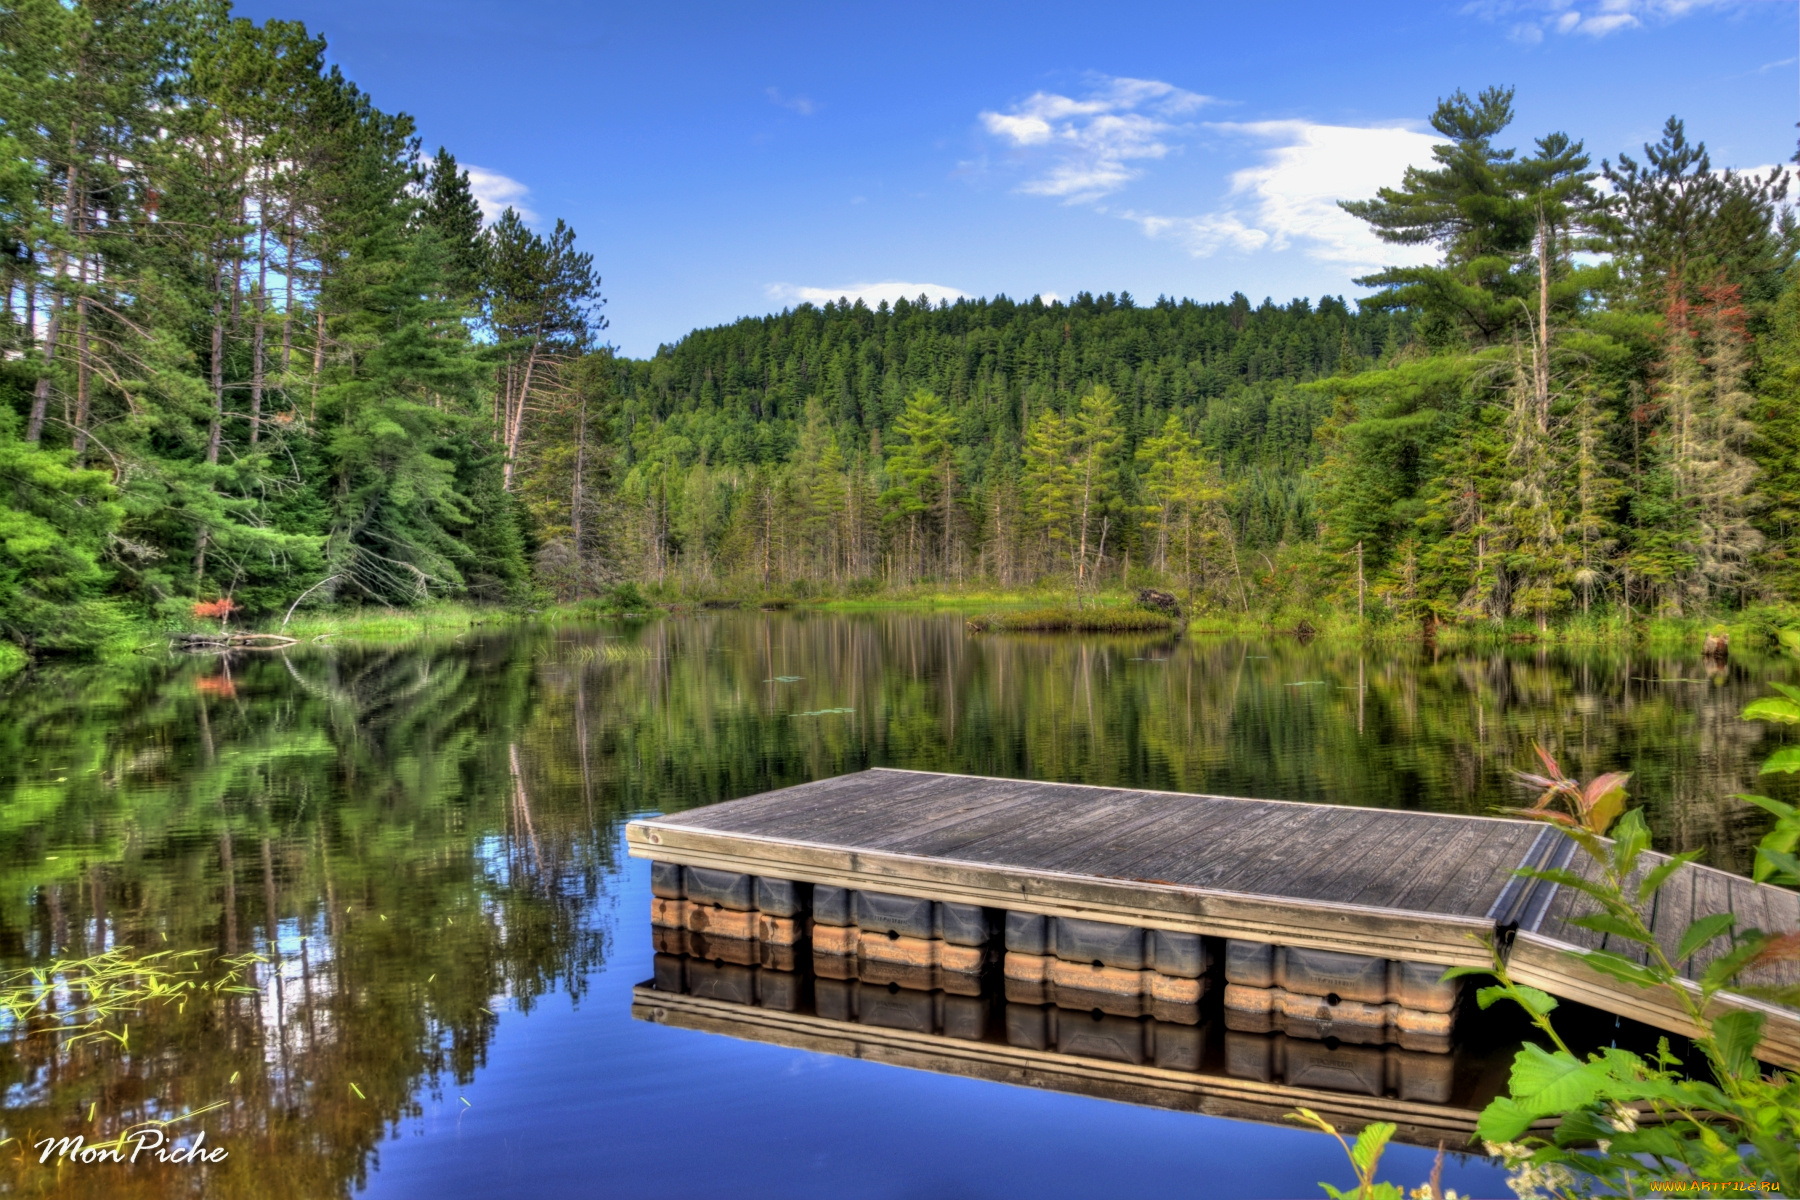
0 612 1793 1199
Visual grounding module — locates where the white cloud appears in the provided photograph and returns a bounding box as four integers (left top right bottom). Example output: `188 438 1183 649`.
1469 0 1756 40
1121 210 1270 257
979 76 1216 202
767 88 817 116
765 281 970 308
464 165 535 224
1126 121 1442 272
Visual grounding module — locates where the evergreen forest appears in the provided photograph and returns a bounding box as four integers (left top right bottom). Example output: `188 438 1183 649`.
5 1 1800 658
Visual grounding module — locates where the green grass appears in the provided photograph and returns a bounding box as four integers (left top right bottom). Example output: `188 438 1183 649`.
237 602 522 644
0 643 25 681
965 606 1179 633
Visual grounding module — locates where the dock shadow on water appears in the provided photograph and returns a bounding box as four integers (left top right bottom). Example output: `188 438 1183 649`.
0 611 1791 1198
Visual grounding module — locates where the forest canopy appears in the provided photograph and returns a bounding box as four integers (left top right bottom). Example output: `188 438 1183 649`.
3 3 1797 654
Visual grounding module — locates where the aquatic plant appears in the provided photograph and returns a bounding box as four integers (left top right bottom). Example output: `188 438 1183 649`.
0 947 262 1050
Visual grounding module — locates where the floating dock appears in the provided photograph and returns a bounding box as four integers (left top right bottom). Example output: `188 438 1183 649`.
626 768 1800 1068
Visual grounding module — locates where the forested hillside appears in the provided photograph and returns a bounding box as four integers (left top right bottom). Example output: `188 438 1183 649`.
600 90 1800 629
3 1 1798 657
605 292 1408 591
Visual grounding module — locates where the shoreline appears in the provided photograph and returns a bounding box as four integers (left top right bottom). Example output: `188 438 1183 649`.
1 594 1788 682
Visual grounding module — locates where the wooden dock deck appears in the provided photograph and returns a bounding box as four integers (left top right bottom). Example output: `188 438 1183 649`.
627 768 1800 1065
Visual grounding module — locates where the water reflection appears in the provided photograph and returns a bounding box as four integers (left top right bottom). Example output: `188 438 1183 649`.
635 938 1519 1152
0 613 1790 1197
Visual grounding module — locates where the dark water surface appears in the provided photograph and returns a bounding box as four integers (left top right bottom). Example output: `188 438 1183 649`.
1 612 1793 1198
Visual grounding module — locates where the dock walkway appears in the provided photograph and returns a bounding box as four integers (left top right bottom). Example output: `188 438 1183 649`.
627 768 1800 1065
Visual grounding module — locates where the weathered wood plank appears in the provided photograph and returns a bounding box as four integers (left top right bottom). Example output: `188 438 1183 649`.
1682 865 1740 981
1646 853 1698 976
1414 823 1548 919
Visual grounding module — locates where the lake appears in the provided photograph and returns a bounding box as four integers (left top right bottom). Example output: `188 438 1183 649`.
1 612 1792 1198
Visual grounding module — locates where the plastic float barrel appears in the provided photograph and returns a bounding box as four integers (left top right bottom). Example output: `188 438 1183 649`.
1150 1019 1204 1071
650 860 685 900
756 968 802 1012
814 977 852 1021
1223 940 1460 1012
940 993 987 1041
1003 951 1208 1023
1056 1009 1149 1065
852 890 936 939
682 867 755 911
652 952 686 993
1222 1031 1454 1101
1051 916 1149 970
933 901 992 946
807 980 989 1039
754 876 805 917
855 985 936 1034
1006 912 1214 976
812 884 851 926
683 959 757 1005
1005 1003 1052 1050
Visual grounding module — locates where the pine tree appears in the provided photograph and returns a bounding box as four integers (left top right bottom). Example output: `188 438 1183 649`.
421 148 485 303
878 389 957 580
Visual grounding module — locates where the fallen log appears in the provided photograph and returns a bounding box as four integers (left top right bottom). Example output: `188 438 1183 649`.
169 632 300 651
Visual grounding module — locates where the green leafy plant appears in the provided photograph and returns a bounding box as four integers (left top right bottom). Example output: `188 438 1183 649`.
1736 631 1800 886
1295 729 1800 1198
1290 1109 1459 1200
1441 748 1800 1196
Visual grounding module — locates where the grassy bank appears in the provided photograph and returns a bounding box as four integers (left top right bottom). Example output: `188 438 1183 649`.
6 586 1789 676
965 607 1179 634
155 602 525 649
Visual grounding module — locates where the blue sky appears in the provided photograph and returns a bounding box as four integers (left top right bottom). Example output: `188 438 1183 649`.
235 0 1799 357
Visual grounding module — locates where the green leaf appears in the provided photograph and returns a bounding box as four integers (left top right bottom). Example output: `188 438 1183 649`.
1770 681 1800 704
1778 628 1800 655
1570 912 1655 945
1474 1095 1536 1143
1759 746 1800 775
1518 866 1613 900
1740 793 1799 820
1611 808 1652 877
1477 982 1557 1016
1755 847 1800 887
1508 1044 1607 1112
1742 697 1800 724
1637 850 1703 902
1349 1121 1394 1175
1675 913 1737 964
1710 1009 1765 1078
1700 937 1767 991
1577 948 1664 990
1513 984 1559 1016
1438 965 1495 983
